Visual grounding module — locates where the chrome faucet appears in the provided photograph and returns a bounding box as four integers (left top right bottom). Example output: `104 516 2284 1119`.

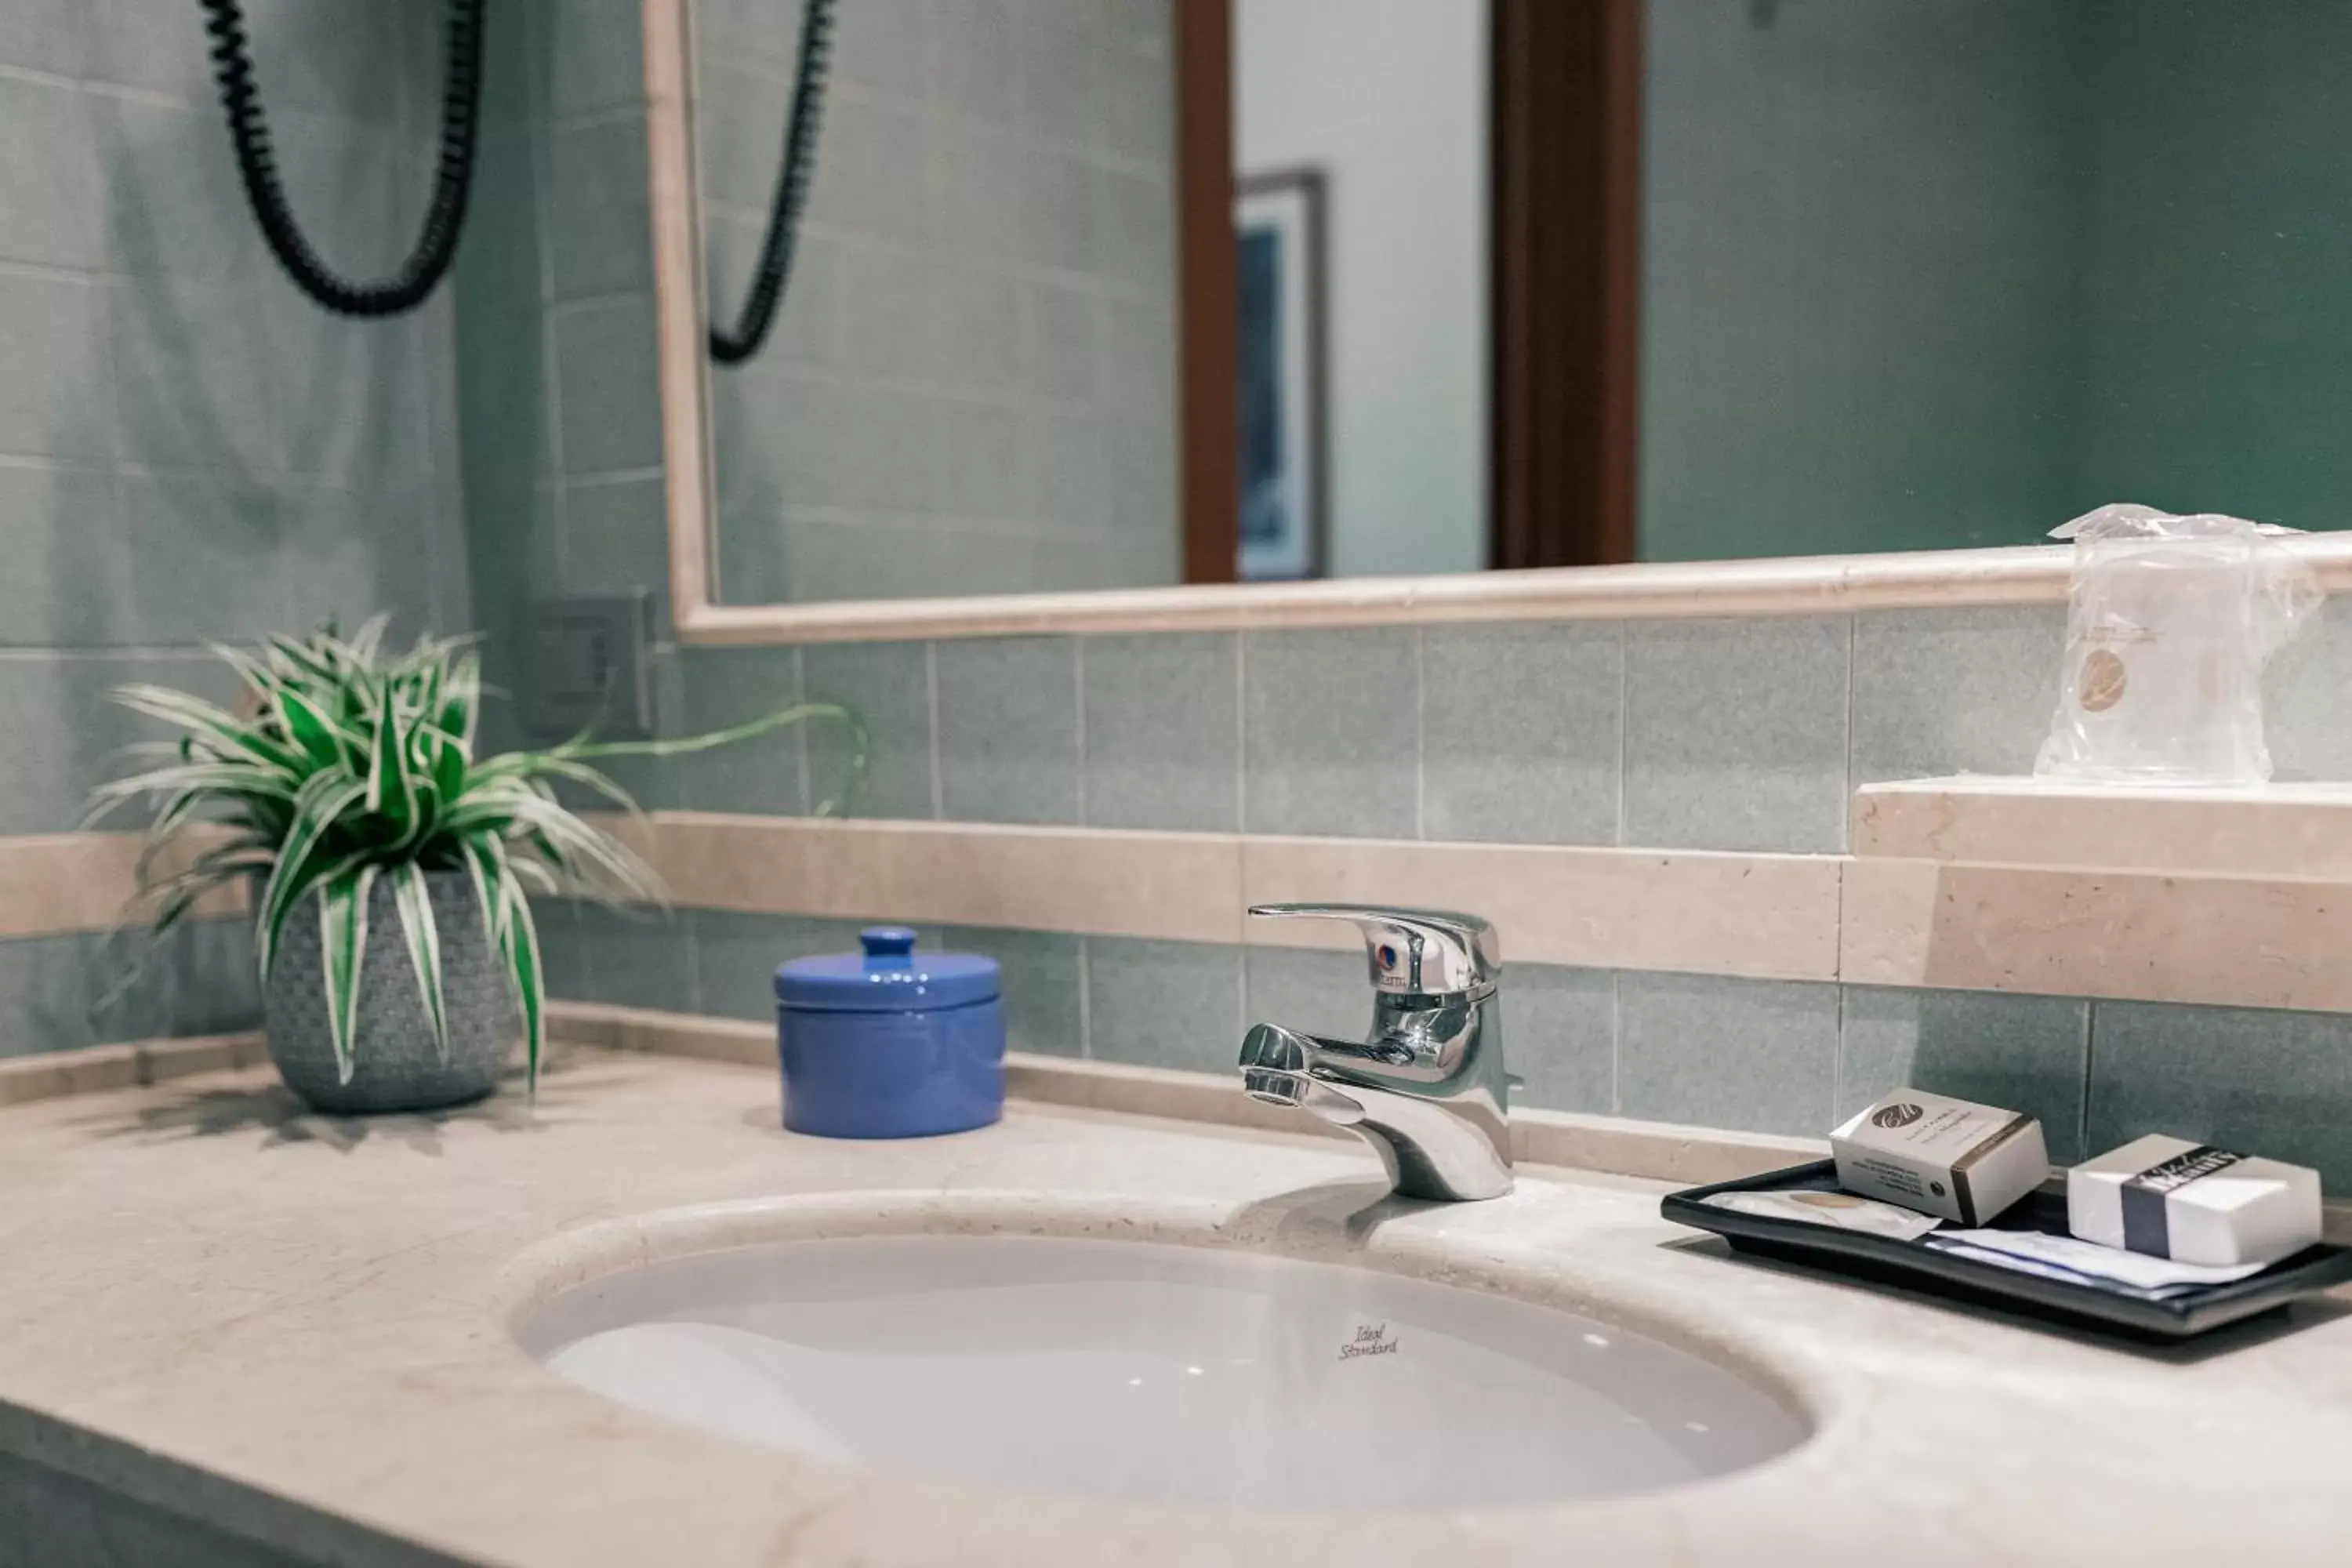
1239 903 1513 1202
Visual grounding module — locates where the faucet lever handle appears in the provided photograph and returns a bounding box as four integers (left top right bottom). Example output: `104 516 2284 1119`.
1247 903 1499 998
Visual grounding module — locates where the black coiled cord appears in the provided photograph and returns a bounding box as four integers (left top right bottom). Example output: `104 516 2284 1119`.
200 0 486 318
710 0 837 365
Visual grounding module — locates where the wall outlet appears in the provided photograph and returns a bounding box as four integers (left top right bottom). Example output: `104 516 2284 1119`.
524 593 653 742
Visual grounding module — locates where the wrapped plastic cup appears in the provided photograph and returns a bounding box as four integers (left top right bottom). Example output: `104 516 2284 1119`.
2034 503 2319 786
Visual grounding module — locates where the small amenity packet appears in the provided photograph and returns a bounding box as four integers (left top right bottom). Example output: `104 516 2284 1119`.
1701 1189 1944 1240
1831 1089 2049 1225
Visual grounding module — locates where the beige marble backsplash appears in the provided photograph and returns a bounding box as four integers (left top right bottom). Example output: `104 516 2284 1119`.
13 796 2352 1014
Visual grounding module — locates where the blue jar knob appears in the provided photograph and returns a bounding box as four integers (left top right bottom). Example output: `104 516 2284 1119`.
861 926 918 961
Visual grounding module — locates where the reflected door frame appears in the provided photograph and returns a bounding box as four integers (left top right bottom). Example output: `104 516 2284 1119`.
1174 0 1643 583
1175 0 1240 584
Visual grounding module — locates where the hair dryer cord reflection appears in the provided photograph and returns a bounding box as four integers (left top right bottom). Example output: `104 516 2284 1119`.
710 0 839 365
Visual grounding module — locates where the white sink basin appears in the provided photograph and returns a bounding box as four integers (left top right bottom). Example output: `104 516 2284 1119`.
517 1230 1804 1512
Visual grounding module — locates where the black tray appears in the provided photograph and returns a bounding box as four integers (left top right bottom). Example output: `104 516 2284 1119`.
1661 1160 2352 1338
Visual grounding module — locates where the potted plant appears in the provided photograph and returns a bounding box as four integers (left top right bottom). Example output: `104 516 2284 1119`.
86 619 858 1115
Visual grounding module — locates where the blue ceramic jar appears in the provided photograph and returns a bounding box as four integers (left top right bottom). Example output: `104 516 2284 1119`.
773 927 1004 1138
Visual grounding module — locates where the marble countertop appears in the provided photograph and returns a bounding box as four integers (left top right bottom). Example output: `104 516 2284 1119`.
4 1047 2350 1567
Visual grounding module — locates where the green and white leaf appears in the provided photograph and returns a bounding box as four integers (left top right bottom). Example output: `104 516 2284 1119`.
319 862 380 1085
275 686 354 773
347 612 393 666
108 684 304 774
255 774 371 984
389 862 449 1064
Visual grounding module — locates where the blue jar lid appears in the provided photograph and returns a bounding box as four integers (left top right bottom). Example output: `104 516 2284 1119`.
773 927 1000 1013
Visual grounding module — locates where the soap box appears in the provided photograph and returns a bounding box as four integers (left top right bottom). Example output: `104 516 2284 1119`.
2070 1134 2321 1268
1831 1089 2049 1225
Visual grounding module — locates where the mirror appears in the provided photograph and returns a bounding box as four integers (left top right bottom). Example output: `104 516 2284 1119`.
690 0 1184 606
664 0 2352 619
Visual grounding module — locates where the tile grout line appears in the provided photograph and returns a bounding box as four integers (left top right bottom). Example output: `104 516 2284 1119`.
0 259 102 289
1613 622 1629 846
925 641 945 820
706 61 1170 183
1235 941 1250 1044
543 103 652 137
1073 637 1088 826
521 0 571 586
683 339 1149 419
1831 980 1846 1122
1 60 116 96
0 452 113 474
1609 970 1623 1115
1840 613 1857 853
1414 626 1427 840
1233 631 1249 836
1830 850 1849 1116
1832 844 1849 991
394 2 452 636
0 646 228 662
543 286 662 320
394 136 445 637
2077 1000 2096 1159
552 466 667 492
93 88 142 641
791 646 813 815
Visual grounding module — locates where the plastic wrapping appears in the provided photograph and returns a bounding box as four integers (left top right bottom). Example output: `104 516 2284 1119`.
2034 504 2319 786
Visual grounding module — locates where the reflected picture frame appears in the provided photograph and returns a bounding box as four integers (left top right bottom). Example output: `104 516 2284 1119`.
1236 169 1329 583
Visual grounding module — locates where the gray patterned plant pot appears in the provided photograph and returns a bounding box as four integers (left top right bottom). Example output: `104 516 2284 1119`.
264 869 518 1115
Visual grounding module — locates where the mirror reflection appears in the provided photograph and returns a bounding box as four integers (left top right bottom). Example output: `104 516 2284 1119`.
688 0 2352 607
695 0 1183 605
